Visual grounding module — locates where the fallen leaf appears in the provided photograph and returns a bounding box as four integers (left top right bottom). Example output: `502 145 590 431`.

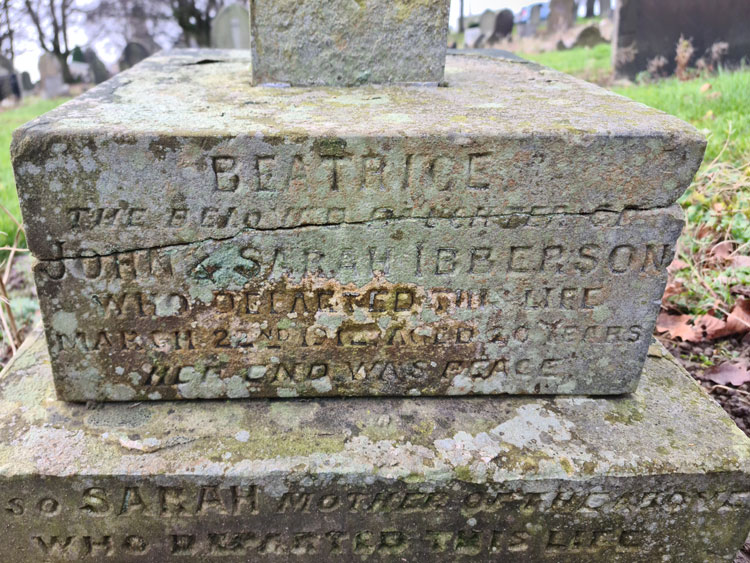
725 298 750 335
662 280 685 302
707 91 722 100
694 314 727 340
711 240 734 260
703 109 715 120
656 312 701 342
733 255 750 268
704 360 750 386
700 82 712 92
667 258 689 272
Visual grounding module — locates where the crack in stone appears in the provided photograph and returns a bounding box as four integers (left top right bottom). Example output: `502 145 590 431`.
37 205 678 262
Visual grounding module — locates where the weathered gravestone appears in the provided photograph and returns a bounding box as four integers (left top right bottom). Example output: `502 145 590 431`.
84 47 110 84
249 0 450 85
520 4 543 38
7 1 750 560
20 71 33 91
478 9 497 39
489 9 515 43
0 328 749 561
614 0 750 78
211 3 250 49
119 41 151 71
38 53 67 98
13 47 704 401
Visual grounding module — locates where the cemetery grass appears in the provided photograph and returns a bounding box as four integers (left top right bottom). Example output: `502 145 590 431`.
0 97 69 362
0 97 70 249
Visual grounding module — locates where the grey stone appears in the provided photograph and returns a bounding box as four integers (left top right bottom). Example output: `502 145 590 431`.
613 0 750 78
119 42 150 72
478 9 496 37
210 3 250 49
11 49 704 400
0 330 749 561
463 26 482 47
84 48 110 84
249 0 450 86
489 9 514 43
573 25 607 48
20 71 33 91
38 53 67 98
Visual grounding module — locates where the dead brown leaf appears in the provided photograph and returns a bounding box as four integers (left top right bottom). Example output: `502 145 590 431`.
733 256 750 268
668 258 689 272
711 240 734 260
694 314 727 340
656 312 701 342
700 82 712 92
704 360 750 386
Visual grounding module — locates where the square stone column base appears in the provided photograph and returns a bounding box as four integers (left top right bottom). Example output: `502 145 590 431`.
0 329 749 561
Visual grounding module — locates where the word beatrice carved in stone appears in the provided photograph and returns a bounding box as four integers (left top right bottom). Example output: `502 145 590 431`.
1 333 749 561
12 50 704 400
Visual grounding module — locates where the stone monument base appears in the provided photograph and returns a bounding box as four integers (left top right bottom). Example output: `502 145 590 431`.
0 329 749 562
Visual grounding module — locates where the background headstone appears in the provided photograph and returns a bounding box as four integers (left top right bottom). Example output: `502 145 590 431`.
38 53 68 98
489 9 514 43
20 71 33 91
478 9 496 38
84 48 110 84
464 26 482 48
573 25 607 48
119 42 151 71
614 0 750 78
210 3 250 49
520 4 542 38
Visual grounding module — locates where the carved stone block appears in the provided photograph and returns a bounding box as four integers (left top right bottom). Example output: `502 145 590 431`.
0 332 748 561
249 0 451 86
11 50 705 400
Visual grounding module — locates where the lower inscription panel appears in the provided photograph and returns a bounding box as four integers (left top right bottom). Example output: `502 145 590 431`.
5 477 750 562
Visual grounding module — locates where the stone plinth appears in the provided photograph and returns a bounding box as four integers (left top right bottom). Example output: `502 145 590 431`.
11 50 705 400
249 0 450 86
0 330 748 561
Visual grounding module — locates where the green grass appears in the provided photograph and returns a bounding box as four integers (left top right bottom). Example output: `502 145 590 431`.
614 69 750 164
0 97 70 248
522 43 613 84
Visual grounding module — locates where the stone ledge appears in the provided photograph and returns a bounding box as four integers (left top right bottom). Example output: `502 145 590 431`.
0 329 748 560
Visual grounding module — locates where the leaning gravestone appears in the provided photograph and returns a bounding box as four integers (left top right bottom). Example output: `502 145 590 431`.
7 0 750 559
84 47 110 84
211 3 250 49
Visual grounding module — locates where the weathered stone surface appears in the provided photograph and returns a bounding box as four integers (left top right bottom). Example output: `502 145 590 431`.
11 50 704 261
11 49 705 400
37 206 683 400
248 0 450 86
1 331 749 561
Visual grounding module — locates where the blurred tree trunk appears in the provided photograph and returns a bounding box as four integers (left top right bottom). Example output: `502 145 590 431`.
586 0 596 18
459 0 464 32
600 0 612 18
548 0 576 32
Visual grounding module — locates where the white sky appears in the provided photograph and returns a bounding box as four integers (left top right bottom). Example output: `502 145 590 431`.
14 0 531 81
